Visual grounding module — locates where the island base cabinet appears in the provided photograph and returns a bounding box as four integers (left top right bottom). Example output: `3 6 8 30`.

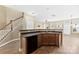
41 34 60 46
20 30 63 54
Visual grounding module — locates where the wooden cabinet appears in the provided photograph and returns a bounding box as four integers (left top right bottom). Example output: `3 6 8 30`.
37 34 42 47
41 33 61 47
20 31 63 54
41 34 48 45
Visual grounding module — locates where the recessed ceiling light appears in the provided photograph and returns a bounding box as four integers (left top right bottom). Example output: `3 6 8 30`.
70 15 72 17
51 14 56 17
46 8 49 10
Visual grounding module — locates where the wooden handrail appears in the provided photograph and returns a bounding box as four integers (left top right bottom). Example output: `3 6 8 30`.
0 22 12 30
12 12 24 22
12 15 23 22
0 14 24 30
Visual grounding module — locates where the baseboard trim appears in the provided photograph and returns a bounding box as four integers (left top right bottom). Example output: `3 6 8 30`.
0 38 19 48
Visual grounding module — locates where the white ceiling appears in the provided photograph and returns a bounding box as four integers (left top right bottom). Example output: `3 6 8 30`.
5 5 79 21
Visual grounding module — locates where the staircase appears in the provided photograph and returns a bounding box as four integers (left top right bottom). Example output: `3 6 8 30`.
0 12 24 48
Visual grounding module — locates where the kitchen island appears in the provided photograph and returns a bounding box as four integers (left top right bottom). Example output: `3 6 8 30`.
20 29 63 54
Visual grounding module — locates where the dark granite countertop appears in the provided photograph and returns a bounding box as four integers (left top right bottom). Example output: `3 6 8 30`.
20 29 63 37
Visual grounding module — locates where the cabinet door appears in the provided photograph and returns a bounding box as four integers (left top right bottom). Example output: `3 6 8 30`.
41 34 49 45
48 34 56 45
37 35 42 47
41 34 57 46
55 34 59 46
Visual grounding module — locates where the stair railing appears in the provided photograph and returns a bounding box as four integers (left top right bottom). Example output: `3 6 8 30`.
0 12 24 44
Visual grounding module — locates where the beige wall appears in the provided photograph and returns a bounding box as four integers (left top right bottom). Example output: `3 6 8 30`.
35 21 45 29
24 14 36 29
48 22 56 29
6 7 22 24
49 21 64 29
0 6 7 29
34 20 64 29
0 6 23 29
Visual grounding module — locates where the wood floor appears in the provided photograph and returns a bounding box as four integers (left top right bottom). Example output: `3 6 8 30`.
0 34 79 54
